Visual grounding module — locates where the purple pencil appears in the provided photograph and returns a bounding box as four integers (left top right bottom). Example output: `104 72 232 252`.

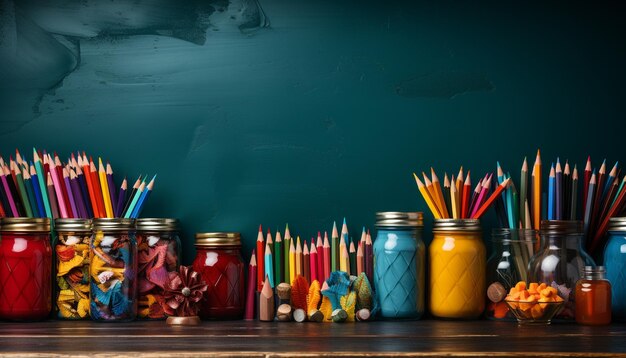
106 162 117 215
114 178 127 218
69 169 87 219
62 167 79 219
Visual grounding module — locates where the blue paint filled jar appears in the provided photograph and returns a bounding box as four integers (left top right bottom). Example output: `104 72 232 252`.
603 217 626 321
374 212 425 319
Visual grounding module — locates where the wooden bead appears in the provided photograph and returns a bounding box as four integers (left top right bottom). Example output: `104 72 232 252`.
276 304 293 321
487 282 506 303
293 308 307 323
356 308 371 321
308 309 324 322
331 309 348 323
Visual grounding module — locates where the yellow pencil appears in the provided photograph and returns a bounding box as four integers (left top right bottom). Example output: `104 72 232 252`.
289 239 296 284
431 168 449 218
341 243 350 275
414 173 442 219
295 236 302 277
422 173 442 214
533 149 542 230
450 175 459 219
98 158 113 218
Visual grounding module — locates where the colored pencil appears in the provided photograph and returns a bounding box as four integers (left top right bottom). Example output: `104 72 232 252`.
356 242 364 275
29 165 45 218
461 172 471 219
341 218 349 243
62 167 77 218
295 236 303 277
316 233 324 282
284 224 291 282
431 168 449 218
470 175 492 218
120 175 141 219
422 173 441 216
3 166 23 216
130 175 155 218
583 172 597 238
54 154 73 217
69 169 87 218
265 242 274 288
105 162 117 214
98 159 113 218
365 231 373 282
532 150 542 230
89 157 105 218
289 239 296 284
13 161 33 217
450 175 459 219
340 242 350 275
583 156 592 216
303 242 310 283
349 241 357 275
244 251 256 320
519 157 528 226
274 229 283 285
123 180 145 218
413 173 442 219
256 225 265 292
471 178 512 219
555 159 563 220
468 179 483 216
310 242 318 283
591 176 626 252
46 173 59 219
22 167 39 218
571 165 579 220
563 161 571 219
443 173 452 217
323 234 331 281
331 221 338 272
259 277 274 322
114 178 127 218
548 164 555 220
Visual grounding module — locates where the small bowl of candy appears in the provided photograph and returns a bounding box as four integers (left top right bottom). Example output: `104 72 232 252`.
504 281 564 325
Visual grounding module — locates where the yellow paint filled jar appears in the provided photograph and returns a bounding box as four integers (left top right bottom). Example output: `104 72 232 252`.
429 219 485 319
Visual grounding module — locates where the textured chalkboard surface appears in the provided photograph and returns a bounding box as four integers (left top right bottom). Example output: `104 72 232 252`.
1 1 626 262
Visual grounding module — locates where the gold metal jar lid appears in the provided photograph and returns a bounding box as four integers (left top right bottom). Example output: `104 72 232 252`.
608 217 626 232
540 220 583 235
136 218 179 232
433 218 481 233
92 218 136 231
376 212 423 227
0 217 51 232
195 232 241 247
55 218 92 232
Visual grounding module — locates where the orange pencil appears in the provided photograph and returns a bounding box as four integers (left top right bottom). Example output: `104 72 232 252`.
472 178 512 219
532 150 542 230
422 173 442 215
431 168 449 218
356 242 364 275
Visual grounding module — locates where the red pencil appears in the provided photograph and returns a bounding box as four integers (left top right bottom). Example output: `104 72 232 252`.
316 233 324 282
310 242 318 283
89 157 106 218
357 241 364 275
461 172 471 219
590 176 626 253
256 225 265 292
303 241 310 283
244 251 257 320
472 178 512 219
323 234 331 281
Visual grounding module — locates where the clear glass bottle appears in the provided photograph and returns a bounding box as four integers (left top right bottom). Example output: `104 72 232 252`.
136 218 181 319
374 211 425 319
575 266 611 325
54 218 92 319
429 219 485 319
0 218 52 320
192 232 244 320
602 217 626 321
90 218 137 321
485 229 536 320
528 220 595 320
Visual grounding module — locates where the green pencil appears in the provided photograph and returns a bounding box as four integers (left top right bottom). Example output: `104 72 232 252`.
33 149 52 218
349 240 357 275
23 168 40 218
274 229 283 284
14 161 33 217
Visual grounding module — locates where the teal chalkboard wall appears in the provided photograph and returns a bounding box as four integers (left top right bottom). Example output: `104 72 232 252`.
1 0 625 263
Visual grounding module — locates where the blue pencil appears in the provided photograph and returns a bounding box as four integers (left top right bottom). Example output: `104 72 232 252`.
555 159 562 220
548 164 555 220
130 175 156 218
28 164 45 218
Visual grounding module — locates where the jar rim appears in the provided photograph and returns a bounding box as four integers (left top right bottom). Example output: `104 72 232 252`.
0 217 51 232
376 212 423 227
92 218 136 231
136 218 179 231
55 218 92 232
540 220 583 235
195 232 241 247
433 218 481 232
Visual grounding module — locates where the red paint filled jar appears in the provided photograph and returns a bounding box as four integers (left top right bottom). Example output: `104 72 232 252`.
192 232 244 320
0 218 52 320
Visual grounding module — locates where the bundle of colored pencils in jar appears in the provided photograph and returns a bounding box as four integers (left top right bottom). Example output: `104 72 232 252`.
245 219 376 323
0 148 156 219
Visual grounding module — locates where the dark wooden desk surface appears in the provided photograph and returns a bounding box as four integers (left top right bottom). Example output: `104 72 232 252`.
1 320 625 357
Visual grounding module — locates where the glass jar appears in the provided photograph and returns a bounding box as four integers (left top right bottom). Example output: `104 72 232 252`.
485 229 536 320
90 218 137 321
136 218 181 319
528 220 595 320
0 218 52 320
54 218 92 319
575 266 611 325
603 217 626 321
192 232 244 320
373 211 425 319
429 219 485 319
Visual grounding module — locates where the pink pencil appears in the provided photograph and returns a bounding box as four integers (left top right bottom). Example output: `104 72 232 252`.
316 232 324 283
244 251 257 320
49 156 68 218
323 233 331 282
470 174 493 218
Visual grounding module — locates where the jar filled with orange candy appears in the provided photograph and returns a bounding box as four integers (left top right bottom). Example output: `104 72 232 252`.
575 266 611 325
